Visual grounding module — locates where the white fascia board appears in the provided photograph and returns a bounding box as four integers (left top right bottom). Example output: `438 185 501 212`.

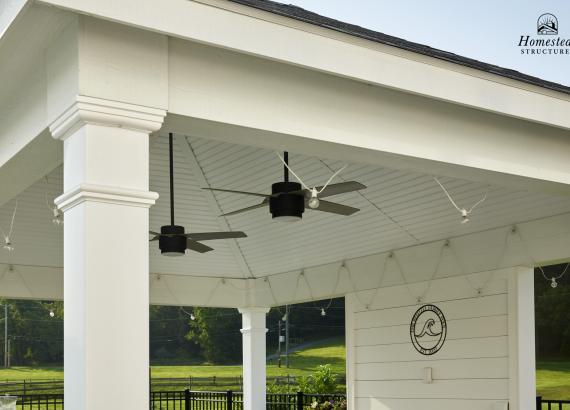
37 0 570 130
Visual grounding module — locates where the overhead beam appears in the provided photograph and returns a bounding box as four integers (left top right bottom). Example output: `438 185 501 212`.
4 212 570 307
248 211 570 307
37 0 570 130
0 129 61 207
164 40 570 196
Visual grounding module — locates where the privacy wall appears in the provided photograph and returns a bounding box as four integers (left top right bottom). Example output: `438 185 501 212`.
345 267 535 410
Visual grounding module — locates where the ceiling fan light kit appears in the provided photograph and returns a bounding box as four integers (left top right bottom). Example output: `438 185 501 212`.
158 225 187 256
269 181 305 221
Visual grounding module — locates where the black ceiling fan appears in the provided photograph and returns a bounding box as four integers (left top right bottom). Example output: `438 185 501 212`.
150 133 247 256
203 151 366 222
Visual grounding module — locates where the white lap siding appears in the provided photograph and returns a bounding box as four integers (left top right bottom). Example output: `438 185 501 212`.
346 268 528 410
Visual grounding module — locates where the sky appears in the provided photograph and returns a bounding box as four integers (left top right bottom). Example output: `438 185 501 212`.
287 0 570 86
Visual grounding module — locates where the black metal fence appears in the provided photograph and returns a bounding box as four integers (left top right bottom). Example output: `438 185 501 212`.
537 396 570 409
152 390 348 410
10 390 345 409
0 380 64 395
16 394 64 409
15 393 570 409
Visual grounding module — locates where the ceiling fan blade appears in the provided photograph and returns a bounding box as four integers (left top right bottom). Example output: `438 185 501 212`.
220 201 269 217
202 188 269 198
310 199 360 216
149 231 161 241
186 231 247 241
313 181 366 198
186 239 214 253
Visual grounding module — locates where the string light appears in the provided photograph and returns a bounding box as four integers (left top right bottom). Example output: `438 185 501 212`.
1 199 18 252
45 177 63 226
51 208 63 226
180 306 196 321
434 178 487 224
49 310 55 318
538 263 568 289
320 308 326 316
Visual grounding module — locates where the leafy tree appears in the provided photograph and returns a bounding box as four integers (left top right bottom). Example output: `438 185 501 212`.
1 299 63 365
149 305 201 363
186 307 242 363
535 264 570 358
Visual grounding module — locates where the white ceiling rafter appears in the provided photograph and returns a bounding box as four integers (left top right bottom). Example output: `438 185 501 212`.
176 135 254 279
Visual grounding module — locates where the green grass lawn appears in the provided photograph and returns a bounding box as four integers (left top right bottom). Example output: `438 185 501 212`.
3 342 569 401
0 366 63 381
0 337 346 382
537 360 570 400
152 337 346 379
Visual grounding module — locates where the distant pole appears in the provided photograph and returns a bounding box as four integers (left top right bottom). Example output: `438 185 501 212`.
277 320 282 368
285 305 290 368
4 304 7 368
6 338 10 368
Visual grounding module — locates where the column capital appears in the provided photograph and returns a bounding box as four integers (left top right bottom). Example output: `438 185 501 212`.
55 183 159 212
238 307 271 315
49 95 167 141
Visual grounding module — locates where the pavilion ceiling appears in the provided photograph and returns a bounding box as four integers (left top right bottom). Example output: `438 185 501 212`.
2 134 570 279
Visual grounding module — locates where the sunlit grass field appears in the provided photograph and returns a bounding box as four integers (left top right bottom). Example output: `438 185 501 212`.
2 342 569 401
0 338 346 382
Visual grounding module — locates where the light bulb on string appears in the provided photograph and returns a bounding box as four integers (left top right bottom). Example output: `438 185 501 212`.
320 308 326 317
460 209 469 224
49 310 55 318
282 314 287 321
52 208 63 226
190 313 196 321
434 178 487 225
538 263 568 290
307 189 320 209
2 237 13 252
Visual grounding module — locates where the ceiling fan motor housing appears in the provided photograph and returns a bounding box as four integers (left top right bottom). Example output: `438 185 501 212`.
269 182 305 220
159 225 186 256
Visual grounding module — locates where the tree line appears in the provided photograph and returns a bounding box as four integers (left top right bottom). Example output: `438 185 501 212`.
2 264 567 367
0 298 345 366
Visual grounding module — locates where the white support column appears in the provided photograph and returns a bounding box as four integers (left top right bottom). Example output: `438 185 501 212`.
239 307 270 410
51 96 165 410
508 266 536 410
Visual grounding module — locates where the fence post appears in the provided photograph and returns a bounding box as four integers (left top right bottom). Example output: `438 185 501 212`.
297 391 304 410
227 390 233 410
536 396 542 410
185 388 191 410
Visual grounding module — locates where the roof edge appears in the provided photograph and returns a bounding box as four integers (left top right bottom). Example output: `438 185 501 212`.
228 0 570 96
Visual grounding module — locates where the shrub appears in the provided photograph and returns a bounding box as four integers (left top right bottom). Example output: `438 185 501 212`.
297 364 337 394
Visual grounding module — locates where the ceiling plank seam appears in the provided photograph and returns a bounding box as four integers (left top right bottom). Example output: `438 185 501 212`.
319 159 421 243
177 135 255 279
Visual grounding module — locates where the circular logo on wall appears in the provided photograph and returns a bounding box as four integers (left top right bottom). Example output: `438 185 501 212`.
410 304 447 355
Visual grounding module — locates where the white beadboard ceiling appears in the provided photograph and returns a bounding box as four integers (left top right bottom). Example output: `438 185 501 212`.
2 134 570 279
